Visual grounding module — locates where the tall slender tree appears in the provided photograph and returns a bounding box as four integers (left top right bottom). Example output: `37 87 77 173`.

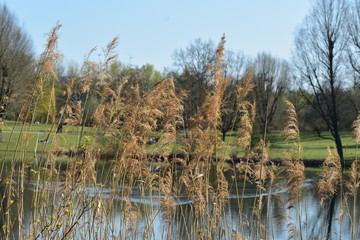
293 0 348 167
253 53 289 136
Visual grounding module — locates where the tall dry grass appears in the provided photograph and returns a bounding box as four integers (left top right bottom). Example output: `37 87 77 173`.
282 100 305 240
1 26 360 240
318 148 342 205
344 112 360 240
0 24 63 240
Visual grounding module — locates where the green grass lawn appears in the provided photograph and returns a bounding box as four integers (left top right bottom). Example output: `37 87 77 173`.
270 131 358 164
1 120 359 165
227 130 358 164
0 120 94 161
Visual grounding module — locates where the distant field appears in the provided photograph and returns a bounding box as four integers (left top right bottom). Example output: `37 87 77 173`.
1 120 359 165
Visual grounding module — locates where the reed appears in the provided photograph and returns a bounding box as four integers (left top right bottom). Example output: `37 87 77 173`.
280 100 305 240
0 24 63 240
345 160 360 240
318 148 342 205
344 112 360 240
231 69 255 238
1 27 360 240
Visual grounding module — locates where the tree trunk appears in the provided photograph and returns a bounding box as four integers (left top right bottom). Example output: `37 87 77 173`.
326 194 337 240
222 130 226 141
334 132 344 168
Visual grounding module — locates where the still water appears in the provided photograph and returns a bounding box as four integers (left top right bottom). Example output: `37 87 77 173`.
1 164 359 240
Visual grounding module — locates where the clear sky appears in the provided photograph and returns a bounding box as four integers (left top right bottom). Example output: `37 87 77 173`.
3 0 311 71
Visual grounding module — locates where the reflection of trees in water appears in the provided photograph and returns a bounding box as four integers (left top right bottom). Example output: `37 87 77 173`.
7 170 360 239
167 180 358 240
169 194 266 239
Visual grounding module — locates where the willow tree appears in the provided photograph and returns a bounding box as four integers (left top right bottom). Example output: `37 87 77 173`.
0 4 34 141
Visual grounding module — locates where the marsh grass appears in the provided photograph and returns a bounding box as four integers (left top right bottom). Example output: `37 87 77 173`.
344 112 360 240
0 28 360 240
282 100 305 240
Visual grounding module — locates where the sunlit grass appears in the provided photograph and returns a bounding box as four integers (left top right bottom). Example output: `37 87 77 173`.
2 120 358 165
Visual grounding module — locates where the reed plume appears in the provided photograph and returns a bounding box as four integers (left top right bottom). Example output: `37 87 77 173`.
159 168 177 236
317 147 342 205
187 34 230 158
344 114 360 240
238 102 256 150
178 34 237 239
237 68 254 105
20 24 62 123
282 100 305 240
283 100 304 196
91 76 185 239
0 24 63 240
345 160 360 240
283 100 300 142
117 78 184 161
284 161 305 201
249 140 270 183
244 138 271 239
353 112 360 144
231 68 256 237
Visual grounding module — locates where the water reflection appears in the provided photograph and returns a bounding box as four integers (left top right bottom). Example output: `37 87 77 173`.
2 165 359 239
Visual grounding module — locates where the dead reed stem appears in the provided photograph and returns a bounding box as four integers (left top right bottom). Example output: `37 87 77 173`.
283 100 305 240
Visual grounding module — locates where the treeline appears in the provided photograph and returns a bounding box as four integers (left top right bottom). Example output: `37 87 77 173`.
1 0 360 162
4 37 360 136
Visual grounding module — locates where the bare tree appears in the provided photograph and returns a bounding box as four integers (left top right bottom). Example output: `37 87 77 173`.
0 4 34 141
220 50 249 140
253 53 289 135
171 38 216 128
293 0 348 167
347 0 360 86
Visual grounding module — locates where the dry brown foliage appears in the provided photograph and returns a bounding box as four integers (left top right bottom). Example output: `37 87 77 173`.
237 69 254 106
353 112 360 143
236 68 255 150
179 164 211 222
283 99 304 197
284 160 305 200
281 99 305 240
344 160 360 240
317 147 342 205
119 78 184 160
93 76 128 128
19 24 62 122
238 102 256 149
63 38 118 126
187 34 230 158
283 100 304 198
345 160 360 198
159 169 176 221
283 100 300 142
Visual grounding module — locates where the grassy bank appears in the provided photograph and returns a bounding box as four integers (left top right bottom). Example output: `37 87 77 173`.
1 120 357 165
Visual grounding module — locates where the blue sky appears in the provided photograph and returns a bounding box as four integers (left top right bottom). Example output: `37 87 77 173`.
3 0 310 71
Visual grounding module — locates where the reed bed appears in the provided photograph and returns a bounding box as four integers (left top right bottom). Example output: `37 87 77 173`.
0 28 359 240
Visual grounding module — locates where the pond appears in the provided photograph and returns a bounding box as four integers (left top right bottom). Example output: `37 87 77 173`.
0 162 358 240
